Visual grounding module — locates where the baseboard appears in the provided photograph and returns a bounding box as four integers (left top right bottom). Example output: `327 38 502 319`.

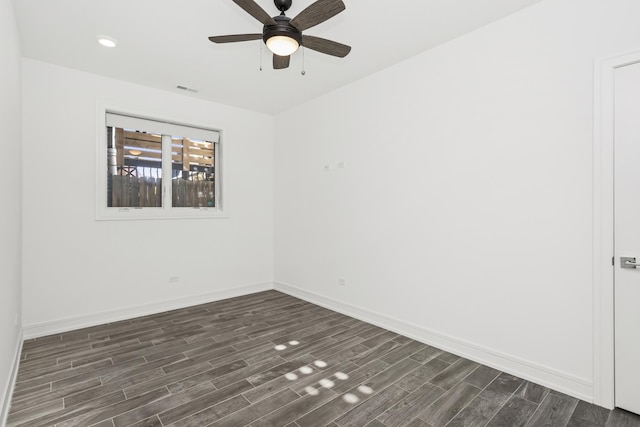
1 329 23 427
274 281 594 403
23 282 274 339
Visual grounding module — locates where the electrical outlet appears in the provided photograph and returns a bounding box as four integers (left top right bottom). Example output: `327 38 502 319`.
169 276 179 283
338 278 346 286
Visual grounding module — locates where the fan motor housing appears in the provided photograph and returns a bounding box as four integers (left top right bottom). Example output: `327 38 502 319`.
263 15 302 46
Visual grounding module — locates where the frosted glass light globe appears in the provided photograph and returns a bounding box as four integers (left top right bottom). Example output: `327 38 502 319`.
266 35 299 56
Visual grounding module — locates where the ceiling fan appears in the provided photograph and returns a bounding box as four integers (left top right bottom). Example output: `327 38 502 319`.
209 0 351 70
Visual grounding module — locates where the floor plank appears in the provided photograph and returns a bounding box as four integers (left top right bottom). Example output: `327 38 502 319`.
376 383 445 427
525 392 578 427
445 395 504 427
485 395 537 427
566 400 610 427
418 381 482 426
606 409 640 427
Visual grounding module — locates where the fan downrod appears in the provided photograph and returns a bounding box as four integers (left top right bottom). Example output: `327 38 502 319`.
274 0 292 14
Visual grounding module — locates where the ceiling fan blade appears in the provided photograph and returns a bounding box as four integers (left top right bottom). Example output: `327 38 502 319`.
302 35 351 57
273 54 290 69
290 0 345 31
208 34 263 43
232 0 277 26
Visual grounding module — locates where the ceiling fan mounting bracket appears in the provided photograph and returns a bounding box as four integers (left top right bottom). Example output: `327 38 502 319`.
274 0 292 13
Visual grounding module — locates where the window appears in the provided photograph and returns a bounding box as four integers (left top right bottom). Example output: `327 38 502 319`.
97 110 224 220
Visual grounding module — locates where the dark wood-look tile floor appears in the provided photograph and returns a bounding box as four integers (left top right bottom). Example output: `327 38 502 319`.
7 291 640 427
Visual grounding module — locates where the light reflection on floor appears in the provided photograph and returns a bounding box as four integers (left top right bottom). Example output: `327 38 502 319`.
343 393 360 403
335 372 348 380
277 356 373 405
273 341 301 352
319 378 335 388
358 385 373 395
313 360 327 368
299 366 313 374
305 386 320 396
285 372 298 380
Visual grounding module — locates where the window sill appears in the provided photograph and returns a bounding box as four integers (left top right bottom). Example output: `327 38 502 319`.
96 207 229 221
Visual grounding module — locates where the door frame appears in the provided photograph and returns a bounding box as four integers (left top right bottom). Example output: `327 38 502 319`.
593 49 640 409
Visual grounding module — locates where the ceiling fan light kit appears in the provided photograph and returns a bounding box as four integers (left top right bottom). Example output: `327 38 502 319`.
209 0 350 70
263 15 302 56
266 35 299 56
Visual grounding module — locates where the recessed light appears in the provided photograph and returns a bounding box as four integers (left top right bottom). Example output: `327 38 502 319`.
97 36 117 48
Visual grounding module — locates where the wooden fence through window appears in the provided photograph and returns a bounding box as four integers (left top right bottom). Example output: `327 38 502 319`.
109 175 214 208
173 178 215 208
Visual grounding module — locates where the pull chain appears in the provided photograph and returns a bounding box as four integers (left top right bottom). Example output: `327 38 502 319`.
259 40 263 71
301 46 306 76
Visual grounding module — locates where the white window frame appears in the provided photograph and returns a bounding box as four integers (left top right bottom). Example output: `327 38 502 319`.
96 102 227 220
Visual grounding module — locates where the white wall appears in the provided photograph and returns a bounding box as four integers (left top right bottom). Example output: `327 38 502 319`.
274 0 640 402
0 0 23 420
22 59 274 333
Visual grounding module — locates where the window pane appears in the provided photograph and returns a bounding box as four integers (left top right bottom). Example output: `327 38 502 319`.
106 126 163 207
171 136 216 208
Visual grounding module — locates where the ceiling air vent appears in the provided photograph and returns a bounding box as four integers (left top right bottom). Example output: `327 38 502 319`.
176 85 198 93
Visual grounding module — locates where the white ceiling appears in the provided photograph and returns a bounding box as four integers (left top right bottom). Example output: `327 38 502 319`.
12 0 542 114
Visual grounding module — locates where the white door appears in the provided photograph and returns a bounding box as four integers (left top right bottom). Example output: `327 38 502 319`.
614 61 640 415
